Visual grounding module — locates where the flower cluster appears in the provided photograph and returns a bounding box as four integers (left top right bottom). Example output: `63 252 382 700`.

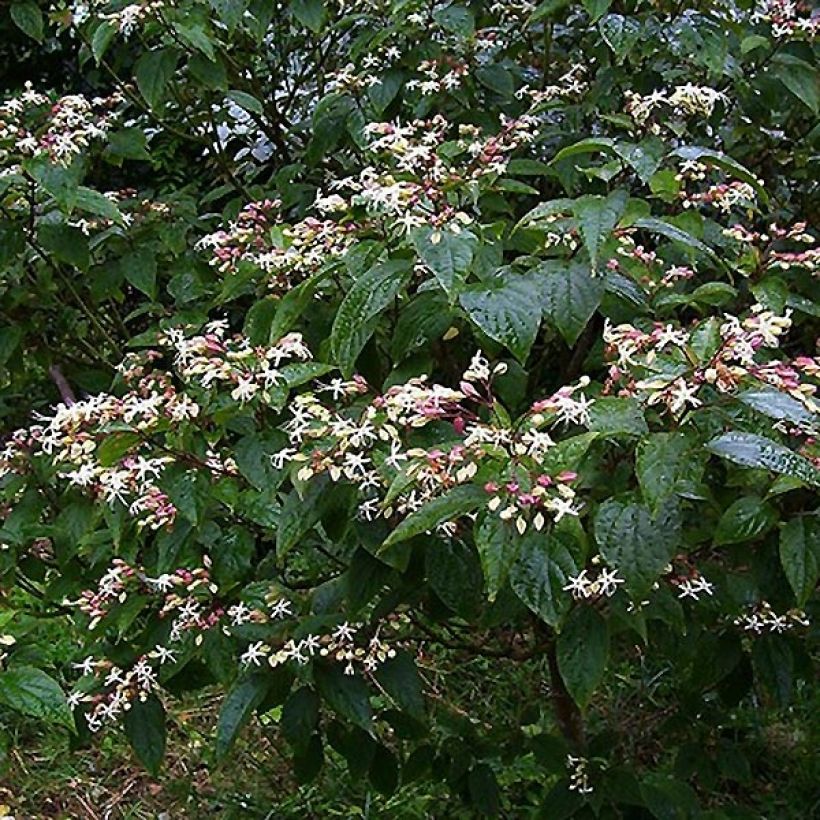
566 755 594 794
602 306 819 422
625 84 727 132
562 563 625 601
752 0 820 40
160 321 312 401
0 83 122 167
198 199 359 292
681 181 757 214
3 324 312 527
275 353 593 537
733 602 810 635
515 65 588 107
723 221 818 274
241 617 401 677
70 654 162 733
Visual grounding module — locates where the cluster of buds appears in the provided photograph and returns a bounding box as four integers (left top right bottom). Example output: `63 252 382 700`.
0 83 122 167
275 353 593 537
5 322 311 526
17 390 181 529
733 602 810 635
241 617 401 677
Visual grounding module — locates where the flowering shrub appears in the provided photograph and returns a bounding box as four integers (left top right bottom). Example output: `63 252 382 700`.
0 0 818 814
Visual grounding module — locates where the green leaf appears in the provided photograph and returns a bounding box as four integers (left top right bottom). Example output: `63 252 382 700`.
432 4 474 36
11 1 44 43
476 64 514 97
314 664 373 730
269 273 324 343
598 13 640 61
331 259 411 376
594 499 680 596
737 389 817 429
459 269 543 363
582 0 611 22
369 744 399 795
636 433 705 514
779 516 819 607
74 187 123 224
91 22 117 63
413 227 477 300
588 397 647 437
670 147 768 205
215 672 270 759
226 90 264 116
573 190 627 270
771 54 819 114
509 530 580 627
640 774 700 820
209 0 251 30
425 538 484 618
552 137 616 165
557 607 609 709
173 22 216 60
706 433 820 488
123 695 166 775
38 223 90 270
539 260 605 346
134 48 179 109
714 496 777 546
381 484 486 551
122 248 157 299
632 217 721 266
613 138 666 184
468 763 501 816
0 666 73 729
375 653 425 720
392 291 454 361
212 526 255 585
281 686 320 749
290 0 326 32
277 478 328 559
473 514 520 601
540 432 599 473
106 128 150 161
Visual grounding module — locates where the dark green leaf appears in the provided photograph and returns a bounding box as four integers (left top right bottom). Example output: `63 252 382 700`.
706 433 820 488
0 667 73 729
779 516 819 607
557 607 609 709
123 695 166 775
215 672 270 759
459 269 543 363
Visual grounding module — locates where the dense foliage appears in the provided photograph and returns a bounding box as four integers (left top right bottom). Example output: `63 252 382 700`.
1 0 818 815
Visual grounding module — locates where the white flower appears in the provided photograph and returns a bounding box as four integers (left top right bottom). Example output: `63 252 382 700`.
231 375 260 403
241 641 268 666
